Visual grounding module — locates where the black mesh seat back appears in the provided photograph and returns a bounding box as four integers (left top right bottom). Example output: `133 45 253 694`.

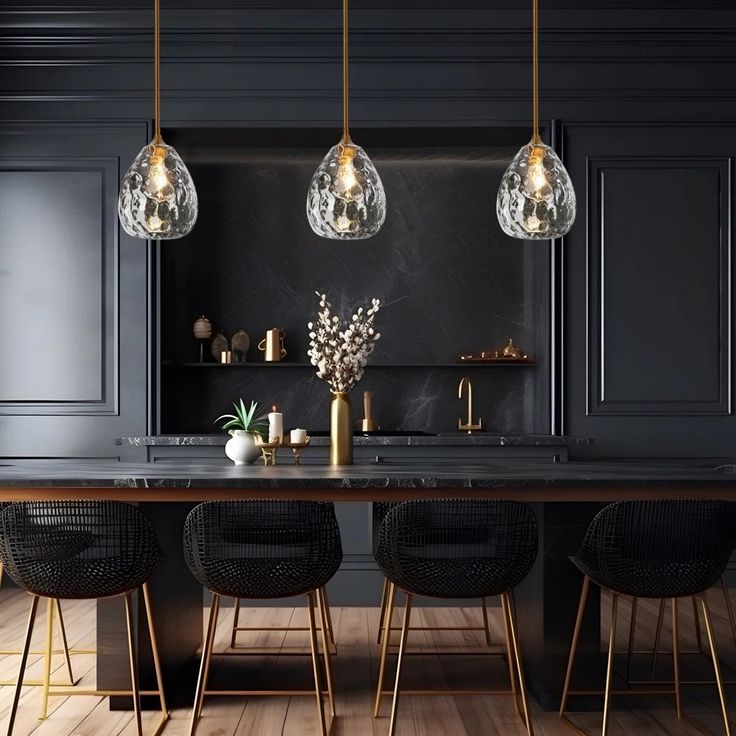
573 500 736 598
0 502 163 599
183 501 343 599
376 500 538 599
372 502 396 555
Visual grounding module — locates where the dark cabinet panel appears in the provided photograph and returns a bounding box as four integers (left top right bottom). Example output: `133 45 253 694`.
564 124 735 458
0 124 149 459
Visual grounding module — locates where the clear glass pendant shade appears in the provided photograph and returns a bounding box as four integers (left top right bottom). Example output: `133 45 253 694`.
496 142 576 239
307 141 386 240
118 142 198 239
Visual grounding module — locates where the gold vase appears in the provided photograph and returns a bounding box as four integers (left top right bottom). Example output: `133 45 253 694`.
329 392 353 466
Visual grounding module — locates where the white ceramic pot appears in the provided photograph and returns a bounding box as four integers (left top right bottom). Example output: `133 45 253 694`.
225 430 260 465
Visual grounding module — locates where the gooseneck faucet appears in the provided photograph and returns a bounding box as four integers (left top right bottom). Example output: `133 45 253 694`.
457 376 483 434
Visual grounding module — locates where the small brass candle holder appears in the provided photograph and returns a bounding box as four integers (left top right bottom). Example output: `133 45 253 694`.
284 437 311 465
254 435 282 466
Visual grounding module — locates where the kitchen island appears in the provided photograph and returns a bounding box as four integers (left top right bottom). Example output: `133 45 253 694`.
0 459 734 711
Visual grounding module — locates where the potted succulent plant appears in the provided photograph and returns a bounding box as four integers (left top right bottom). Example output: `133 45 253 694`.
215 399 268 465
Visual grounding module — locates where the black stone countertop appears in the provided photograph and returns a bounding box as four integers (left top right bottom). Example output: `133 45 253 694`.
0 459 734 489
116 433 589 447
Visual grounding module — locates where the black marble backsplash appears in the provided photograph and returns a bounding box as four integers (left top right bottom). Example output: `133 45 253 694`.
159 129 549 435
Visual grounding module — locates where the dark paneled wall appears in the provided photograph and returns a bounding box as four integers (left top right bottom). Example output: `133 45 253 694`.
2 1 736 458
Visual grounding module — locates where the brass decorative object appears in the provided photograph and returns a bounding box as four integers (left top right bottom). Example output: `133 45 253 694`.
258 328 287 362
231 329 250 362
360 390 379 432
254 435 282 466
459 339 531 363
193 316 212 363
330 392 353 465
285 437 311 465
457 376 483 434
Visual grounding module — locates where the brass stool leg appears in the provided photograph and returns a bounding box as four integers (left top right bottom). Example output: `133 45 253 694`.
721 576 736 649
6 595 40 736
501 590 520 717
699 595 732 736
602 593 619 736
650 598 666 680
320 586 337 652
377 578 389 645
625 596 637 684
504 592 534 736
123 591 143 736
692 596 704 654
189 593 220 735
672 597 683 720
559 575 590 721
317 587 336 718
55 599 75 686
142 582 169 724
481 597 493 647
230 598 241 648
39 597 55 720
307 591 328 736
374 581 396 717
388 593 413 736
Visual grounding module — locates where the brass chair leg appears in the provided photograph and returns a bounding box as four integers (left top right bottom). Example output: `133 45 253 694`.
559 575 590 720
55 599 75 686
650 598 666 680
721 576 736 649
320 586 337 653
388 593 413 736
672 597 683 720
500 590 520 717
189 593 220 735
504 592 534 736
123 591 143 736
142 582 170 724
230 597 241 648
625 596 637 684
481 597 493 647
317 587 336 718
39 597 54 720
602 593 619 736
374 581 396 717
7 595 40 736
692 596 705 654
307 591 328 736
699 595 732 736
377 578 389 645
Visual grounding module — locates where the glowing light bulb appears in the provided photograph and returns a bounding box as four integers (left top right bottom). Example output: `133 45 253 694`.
307 141 386 240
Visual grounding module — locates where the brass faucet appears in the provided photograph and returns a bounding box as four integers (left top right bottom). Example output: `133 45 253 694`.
457 376 482 433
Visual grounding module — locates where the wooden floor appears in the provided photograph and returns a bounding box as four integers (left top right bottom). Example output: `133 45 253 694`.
0 585 733 735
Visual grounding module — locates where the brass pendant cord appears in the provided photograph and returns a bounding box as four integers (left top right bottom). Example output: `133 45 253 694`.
531 0 541 144
341 0 351 143
153 0 162 144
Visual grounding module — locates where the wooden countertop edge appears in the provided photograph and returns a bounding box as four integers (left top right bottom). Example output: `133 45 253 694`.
0 486 734 502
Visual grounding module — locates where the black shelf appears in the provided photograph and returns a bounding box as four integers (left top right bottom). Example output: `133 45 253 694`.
164 361 534 368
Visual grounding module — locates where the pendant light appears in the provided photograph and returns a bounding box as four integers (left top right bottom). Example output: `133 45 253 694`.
307 0 386 240
118 0 197 240
496 0 576 240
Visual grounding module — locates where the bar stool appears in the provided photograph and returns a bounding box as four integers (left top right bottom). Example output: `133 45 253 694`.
560 499 736 736
373 499 538 736
183 500 343 736
0 501 168 736
373 502 494 648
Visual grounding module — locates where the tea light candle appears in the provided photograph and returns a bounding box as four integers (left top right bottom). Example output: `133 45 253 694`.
290 428 307 444
268 406 283 444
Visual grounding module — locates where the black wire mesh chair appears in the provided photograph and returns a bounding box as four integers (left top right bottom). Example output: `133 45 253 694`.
373 499 538 736
183 500 343 736
0 501 168 736
373 502 494 648
559 499 736 736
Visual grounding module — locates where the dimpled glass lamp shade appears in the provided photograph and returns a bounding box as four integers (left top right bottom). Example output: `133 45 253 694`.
496 141 575 238
118 0 197 240
496 0 576 240
307 0 386 240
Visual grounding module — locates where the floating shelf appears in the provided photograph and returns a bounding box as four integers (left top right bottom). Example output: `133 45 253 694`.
164 361 534 369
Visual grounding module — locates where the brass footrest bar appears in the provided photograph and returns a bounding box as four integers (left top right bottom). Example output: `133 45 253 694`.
0 678 80 687
380 688 517 696
204 689 331 696
0 649 95 656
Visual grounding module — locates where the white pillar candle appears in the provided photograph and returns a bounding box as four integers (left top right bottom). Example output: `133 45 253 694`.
290 428 307 444
268 408 283 444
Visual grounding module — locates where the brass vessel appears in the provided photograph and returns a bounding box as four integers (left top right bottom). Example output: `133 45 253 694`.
330 392 353 466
